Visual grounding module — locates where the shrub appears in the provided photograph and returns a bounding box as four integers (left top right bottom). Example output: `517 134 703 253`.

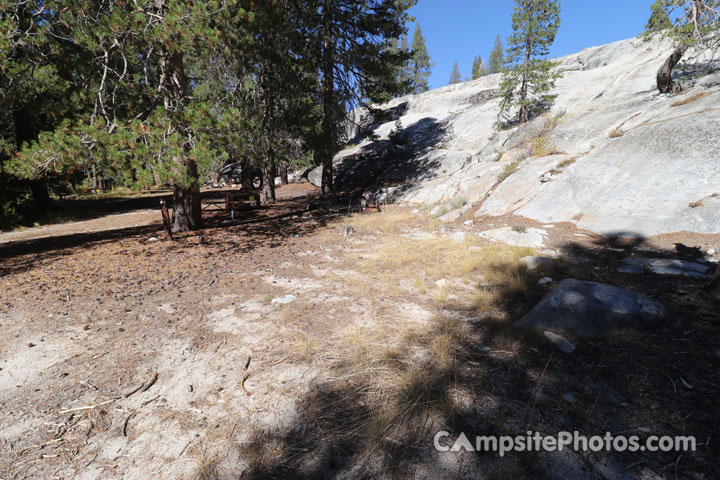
498 159 522 183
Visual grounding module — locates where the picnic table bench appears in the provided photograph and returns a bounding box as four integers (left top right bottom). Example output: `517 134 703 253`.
203 192 261 219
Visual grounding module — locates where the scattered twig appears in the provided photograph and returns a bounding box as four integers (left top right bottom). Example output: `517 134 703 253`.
124 372 159 398
18 438 64 456
122 410 137 437
240 372 251 395
59 399 117 415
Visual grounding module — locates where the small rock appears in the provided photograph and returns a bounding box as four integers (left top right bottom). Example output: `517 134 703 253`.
340 225 355 237
448 231 467 243
538 277 553 286
404 231 437 240
519 256 553 271
411 209 420 214
468 246 484 253
272 294 297 305
544 331 576 353
464 220 473 225
435 279 450 289
430 206 442 216
479 227 548 248
621 257 711 278
707 248 716 255
439 210 462 223
148 237 158 242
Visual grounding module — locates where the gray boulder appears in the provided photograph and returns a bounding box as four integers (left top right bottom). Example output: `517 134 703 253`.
479 227 548 248
308 166 323 188
515 278 676 339
544 331 576 353
619 258 712 279
519 255 554 271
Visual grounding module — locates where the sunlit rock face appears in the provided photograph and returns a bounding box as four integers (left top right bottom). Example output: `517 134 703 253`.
333 36 720 237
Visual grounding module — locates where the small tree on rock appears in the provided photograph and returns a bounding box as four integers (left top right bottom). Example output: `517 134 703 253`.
410 23 434 94
498 0 562 125
448 61 463 84
472 55 487 79
488 35 505 74
650 0 720 93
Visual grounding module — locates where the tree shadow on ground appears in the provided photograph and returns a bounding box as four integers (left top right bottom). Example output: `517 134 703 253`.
227 232 719 479
0 191 345 277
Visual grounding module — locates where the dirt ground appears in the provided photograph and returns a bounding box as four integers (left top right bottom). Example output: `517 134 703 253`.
1 185 719 479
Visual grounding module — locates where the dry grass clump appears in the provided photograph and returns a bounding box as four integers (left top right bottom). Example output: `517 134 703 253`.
362 234 533 291
608 126 626 138
528 134 558 157
498 158 522 183
670 90 713 107
344 205 420 235
190 454 221 480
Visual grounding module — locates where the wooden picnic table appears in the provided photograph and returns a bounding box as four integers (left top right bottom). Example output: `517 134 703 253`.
202 192 261 218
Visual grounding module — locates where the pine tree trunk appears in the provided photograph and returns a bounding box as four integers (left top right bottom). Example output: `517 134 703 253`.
657 44 687 94
171 181 202 232
262 150 276 204
28 179 51 209
320 0 335 197
279 163 289 185
241 159 255 190
519 36 532 124
164 51 202 232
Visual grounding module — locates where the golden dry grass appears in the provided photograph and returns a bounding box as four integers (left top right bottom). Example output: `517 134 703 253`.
244 206 556 477
608 127 626 138
670 90 713 107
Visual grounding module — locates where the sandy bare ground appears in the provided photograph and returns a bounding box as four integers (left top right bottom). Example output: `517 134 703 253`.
1 185 719 479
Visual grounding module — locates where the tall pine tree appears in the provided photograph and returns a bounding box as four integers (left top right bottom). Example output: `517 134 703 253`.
471 55 487 79
314 0 415 196
448 61 463 85
399 35 414 94
644 0 673 33
410 23 433 94
487 35 504 74
498 0 562 125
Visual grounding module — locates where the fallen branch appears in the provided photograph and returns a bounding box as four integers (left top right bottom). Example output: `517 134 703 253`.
240 372 252 396
122 410 137 437
58 398 117 415
124 372 159 398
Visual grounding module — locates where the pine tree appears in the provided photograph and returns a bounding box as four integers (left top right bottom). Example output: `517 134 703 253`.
644 0 673 34
498 0 562 125
448 61 463 85
399 35 414 95
487 35 504 74
315 0 415 196
471 55 487 79
410 23 433 94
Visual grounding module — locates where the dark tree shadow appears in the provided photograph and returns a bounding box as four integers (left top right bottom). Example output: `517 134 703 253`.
0 191 348 277
334 116 452 203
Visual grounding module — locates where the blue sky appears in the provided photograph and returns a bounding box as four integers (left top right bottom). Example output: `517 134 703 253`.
409 1 656 89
